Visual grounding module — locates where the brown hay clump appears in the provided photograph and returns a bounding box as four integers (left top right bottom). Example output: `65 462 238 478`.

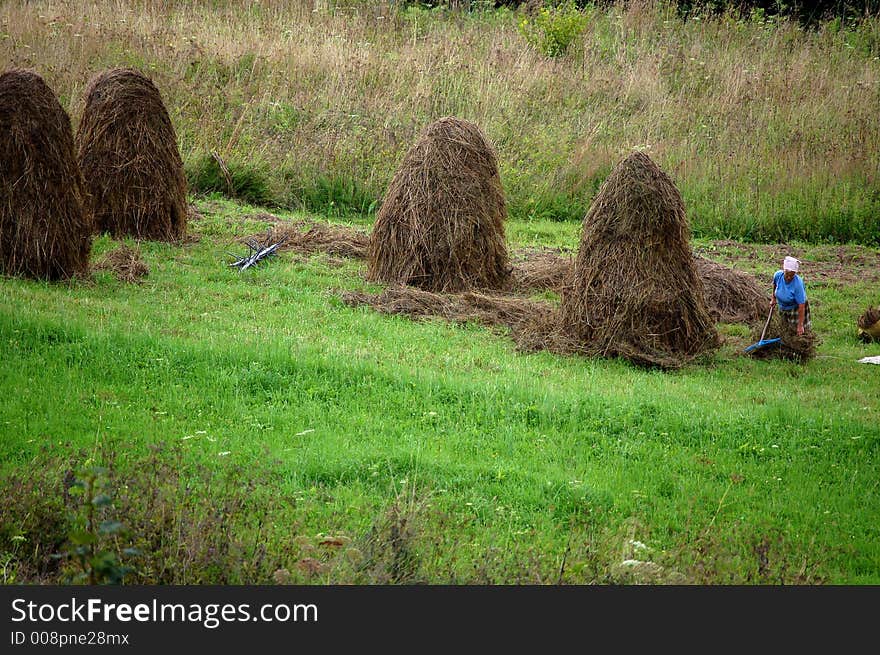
559 151 719 369
857 306 880 343
693 255 769 324
747 304 820 363
366 116 510 292
76 68 187 241
93 243 149 283
0 68 92 280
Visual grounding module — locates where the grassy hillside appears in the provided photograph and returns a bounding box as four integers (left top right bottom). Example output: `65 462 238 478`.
2 0 879 242
1 198 878 584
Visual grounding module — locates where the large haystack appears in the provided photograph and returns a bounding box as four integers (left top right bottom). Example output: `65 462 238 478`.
559 151 719 369
0 68 91 280
366 116 510 292
76 68 187 241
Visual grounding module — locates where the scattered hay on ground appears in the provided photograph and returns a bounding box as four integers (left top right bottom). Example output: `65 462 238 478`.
244 221 370 259
92 243 149 283
341 285 553 336
76 68 187 241
366 116 510 292
559 151 719 369
510 248 573 294
857 306 880 343
0 68 91 280
693 255 769 324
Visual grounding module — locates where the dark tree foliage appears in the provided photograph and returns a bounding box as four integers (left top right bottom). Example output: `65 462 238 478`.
415 0 880 25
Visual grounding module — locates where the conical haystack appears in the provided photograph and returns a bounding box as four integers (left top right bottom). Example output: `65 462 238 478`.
0 68 91 280
76 68 187 241
560 151 719 368
366 116 510 292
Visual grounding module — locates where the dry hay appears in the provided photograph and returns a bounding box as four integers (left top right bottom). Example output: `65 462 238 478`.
559 151 719 369
857 306 880 343
366 116 510 292
693 255 768 324
92 243 149 283
0 68 91 280
76 68 187 241
245 221 370 259
747 305 820 363
341 285 553 336
511 248 573 294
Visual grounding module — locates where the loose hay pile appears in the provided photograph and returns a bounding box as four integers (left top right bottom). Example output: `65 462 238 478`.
857 306 880 343
257 221 370 259
0 68 91 280
76 68 187 241
693 255 768 324
366 116 510 292
341 286 552 335
92 243 149 283
747 304 819 362
511 248 573 294
559 151 719 369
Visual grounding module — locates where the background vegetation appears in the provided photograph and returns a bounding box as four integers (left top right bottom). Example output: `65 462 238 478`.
2 0 879 242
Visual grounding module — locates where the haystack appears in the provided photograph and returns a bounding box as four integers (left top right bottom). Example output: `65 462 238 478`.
76 68 187 241
857 306 880 343
0 68 91 280
366 116 510 292
559 151 719 369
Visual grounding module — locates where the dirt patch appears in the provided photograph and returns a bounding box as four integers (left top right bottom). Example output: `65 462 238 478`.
696 241 880 286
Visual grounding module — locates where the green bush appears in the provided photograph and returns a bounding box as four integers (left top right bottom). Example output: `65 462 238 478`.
518 2 590 57
186 153 275 207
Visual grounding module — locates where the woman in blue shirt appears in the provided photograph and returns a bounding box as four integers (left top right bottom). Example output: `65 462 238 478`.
771 256 809 336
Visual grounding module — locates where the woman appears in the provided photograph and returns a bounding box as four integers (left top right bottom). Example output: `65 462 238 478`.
771 256 810 336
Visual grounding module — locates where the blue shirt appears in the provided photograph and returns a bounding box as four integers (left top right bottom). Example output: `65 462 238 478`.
773 270 806 310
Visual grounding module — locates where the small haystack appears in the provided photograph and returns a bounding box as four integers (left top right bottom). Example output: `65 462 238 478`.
92 243 149 283
857 306 880 343
366 116 510 292
0 68 91 280
693 255 768 324
76 68 187 241
559 151 719 369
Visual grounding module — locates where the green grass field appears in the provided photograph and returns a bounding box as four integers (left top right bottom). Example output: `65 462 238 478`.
2 197 878 585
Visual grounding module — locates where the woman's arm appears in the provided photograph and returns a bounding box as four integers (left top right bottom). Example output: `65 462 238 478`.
797 303 805 335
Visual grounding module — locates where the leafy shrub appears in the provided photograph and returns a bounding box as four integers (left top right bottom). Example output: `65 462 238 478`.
186 152 275 207
518 2 590 57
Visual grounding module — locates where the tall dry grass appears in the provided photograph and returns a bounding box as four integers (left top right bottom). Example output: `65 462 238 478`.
2 0 879 242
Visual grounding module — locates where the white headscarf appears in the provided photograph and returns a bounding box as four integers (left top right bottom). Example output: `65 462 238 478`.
783 256 799 272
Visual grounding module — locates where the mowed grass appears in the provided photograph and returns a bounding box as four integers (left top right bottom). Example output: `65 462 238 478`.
1 197 878 584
